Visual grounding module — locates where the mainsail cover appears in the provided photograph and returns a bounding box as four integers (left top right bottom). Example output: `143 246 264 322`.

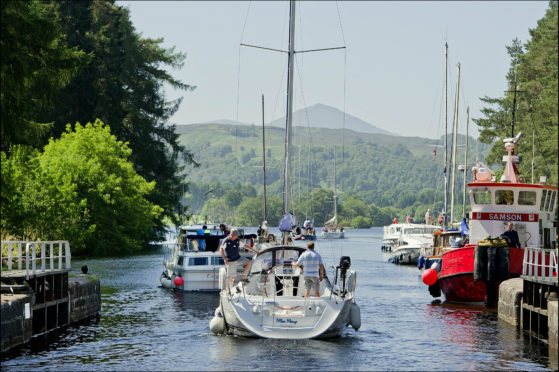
279 213 298 232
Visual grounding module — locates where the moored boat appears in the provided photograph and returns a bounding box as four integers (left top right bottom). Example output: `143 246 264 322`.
425 134 558 306
386 223 440 265
160 224 256 291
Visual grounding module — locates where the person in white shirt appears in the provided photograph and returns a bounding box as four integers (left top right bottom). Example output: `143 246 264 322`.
291 241 324 297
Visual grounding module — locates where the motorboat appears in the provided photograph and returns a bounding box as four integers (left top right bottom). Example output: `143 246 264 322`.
386 223 440 265
160 224 256 291
381 223 404 252
210 245 360 339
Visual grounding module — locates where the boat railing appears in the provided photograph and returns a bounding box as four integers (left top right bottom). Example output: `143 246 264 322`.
1 240 71 280
522 247 558 284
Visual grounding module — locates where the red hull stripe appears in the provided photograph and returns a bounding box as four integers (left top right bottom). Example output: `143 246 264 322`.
471 212 539 222
468 182 558 190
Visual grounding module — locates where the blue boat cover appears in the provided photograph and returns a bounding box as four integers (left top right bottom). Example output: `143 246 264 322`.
279 213 298 232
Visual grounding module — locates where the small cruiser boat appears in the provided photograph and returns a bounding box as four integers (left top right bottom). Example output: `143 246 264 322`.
386 223 440 265
381 223 404 252
210 245 361 339
160 224 256 291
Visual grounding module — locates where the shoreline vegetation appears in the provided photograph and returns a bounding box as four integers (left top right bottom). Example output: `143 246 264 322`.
1 1 557 256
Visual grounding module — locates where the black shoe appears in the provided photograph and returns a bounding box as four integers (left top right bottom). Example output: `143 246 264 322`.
240 278 249 283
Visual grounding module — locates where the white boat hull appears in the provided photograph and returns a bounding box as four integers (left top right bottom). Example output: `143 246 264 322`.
321 231 345 239
219 293 352 339
387 246 421 265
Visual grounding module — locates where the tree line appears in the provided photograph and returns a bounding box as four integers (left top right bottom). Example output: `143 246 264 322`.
1 1 196 255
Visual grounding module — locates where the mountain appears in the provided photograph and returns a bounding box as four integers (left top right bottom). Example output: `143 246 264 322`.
180 103 394 136
269 103 394 135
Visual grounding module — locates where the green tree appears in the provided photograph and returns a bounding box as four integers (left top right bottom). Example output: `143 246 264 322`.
44 0 197 236
1 120 162 255
475 2 558 185
0 0 90 151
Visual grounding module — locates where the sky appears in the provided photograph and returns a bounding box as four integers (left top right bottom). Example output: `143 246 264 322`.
119 1 550 139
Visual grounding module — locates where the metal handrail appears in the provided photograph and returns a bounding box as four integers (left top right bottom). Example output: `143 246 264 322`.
522 247 558 284
1 240 71 280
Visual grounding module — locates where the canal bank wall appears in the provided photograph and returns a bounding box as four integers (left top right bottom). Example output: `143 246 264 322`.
1 275 100 353
498 277 558 357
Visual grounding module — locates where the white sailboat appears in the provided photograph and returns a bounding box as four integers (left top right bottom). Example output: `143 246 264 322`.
210 0 360 339
321 147 345 239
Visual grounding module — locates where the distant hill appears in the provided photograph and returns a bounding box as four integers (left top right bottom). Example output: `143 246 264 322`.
181 103 394 136
269 103 394 135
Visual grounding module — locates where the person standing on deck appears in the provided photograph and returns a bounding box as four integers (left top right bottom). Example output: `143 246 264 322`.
501 222 521 248
220 228 257 294
292 241 325 298
425 209 433 225
197 225 208 251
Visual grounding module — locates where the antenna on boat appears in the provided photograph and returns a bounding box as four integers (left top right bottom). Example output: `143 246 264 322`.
450 62 461 225
531 129 535 184
443 42 449 229
262 94 267 221
462 107 469 218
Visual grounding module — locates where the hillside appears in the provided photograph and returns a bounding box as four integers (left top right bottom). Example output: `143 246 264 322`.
177 123 490 217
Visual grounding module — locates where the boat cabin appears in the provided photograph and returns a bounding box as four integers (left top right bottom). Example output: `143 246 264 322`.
468 183 557 248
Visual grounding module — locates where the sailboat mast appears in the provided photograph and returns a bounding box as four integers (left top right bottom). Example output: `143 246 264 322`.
262 94 267 221
462 106 469 218
443 42 449 228
450 62 461 224
334 146 337 219
283 0 296 216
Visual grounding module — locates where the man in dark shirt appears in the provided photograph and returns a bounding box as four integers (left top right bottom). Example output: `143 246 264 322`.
220 229 257 294
501 222 521 248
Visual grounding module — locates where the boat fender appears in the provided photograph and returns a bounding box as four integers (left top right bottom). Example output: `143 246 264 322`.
497 247 509 282
474 245 488 281
487 246 498 282
210 310 225 334
218 267 227 290
418 256 424 269
349 302 361 331
431 261 440 273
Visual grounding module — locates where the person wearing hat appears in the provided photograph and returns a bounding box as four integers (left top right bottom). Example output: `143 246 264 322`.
219 228 257 294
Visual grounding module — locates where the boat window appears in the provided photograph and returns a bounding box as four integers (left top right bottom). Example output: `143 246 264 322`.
518 191 537 205
545 190 553 211
473 190 491 204
549 191 557 211
540 190 548 211
495 190 514 205
251 251 273 274
212 257 224 266
275 249 300 265
189 257 208 266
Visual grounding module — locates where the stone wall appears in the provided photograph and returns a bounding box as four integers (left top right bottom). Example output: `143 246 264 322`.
548 298 558 353
1 291 34 353
69 275 101 323
497 278 523 327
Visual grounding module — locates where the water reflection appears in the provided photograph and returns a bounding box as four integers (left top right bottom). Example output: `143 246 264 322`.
167 290 220 319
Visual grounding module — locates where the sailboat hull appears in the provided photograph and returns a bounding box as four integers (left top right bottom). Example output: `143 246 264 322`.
219 292 352 339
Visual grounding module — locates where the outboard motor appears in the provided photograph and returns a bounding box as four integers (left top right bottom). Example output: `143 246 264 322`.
334 256 351 297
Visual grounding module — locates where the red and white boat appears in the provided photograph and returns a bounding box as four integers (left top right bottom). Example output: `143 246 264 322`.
431 133 557 306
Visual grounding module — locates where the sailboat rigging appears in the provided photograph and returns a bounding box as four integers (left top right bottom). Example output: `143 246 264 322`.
210 0 360 339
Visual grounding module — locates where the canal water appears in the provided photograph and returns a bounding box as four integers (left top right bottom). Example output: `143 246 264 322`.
2 228 555 370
